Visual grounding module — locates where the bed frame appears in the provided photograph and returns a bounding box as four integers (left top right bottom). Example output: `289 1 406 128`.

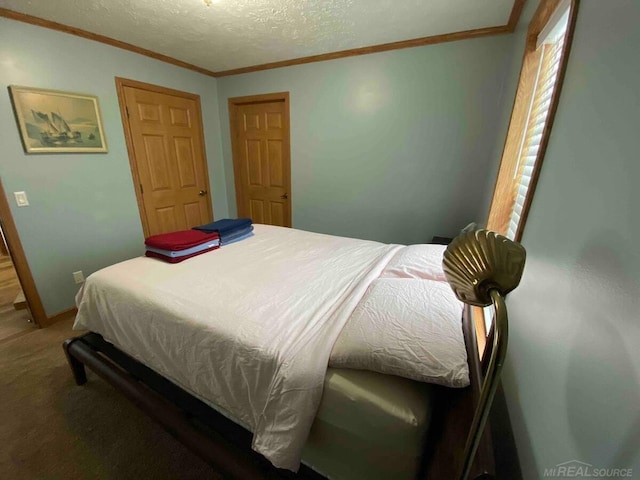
63 229 524 480
63 304 494 480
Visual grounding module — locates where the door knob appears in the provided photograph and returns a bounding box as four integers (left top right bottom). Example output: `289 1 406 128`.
199 190 208 196
280 193 289 199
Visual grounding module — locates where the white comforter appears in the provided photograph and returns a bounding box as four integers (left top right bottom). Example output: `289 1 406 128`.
74 224 400 470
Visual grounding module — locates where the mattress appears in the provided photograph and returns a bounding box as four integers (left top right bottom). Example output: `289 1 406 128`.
305 368 435 480
74 224 401 470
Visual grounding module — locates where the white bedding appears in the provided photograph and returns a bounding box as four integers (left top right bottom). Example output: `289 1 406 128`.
329 278 468 387
74 224 400 470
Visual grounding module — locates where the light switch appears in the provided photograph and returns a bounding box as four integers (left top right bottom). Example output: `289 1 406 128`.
14 191 29 207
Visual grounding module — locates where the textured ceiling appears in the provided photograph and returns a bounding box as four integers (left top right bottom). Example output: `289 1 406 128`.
1 0 517 73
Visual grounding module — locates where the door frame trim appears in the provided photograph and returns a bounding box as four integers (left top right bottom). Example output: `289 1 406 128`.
115 77 213 238
0 178 47 327
228 92 291 224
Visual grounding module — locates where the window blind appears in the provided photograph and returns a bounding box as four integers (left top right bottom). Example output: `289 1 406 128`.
506 14 568 239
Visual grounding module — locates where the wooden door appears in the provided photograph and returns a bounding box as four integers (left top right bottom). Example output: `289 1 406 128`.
229 93 291 227
116 78 213 236
0 178 47 327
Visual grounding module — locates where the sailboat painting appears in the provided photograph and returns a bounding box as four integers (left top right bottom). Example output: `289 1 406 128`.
9 86 107 153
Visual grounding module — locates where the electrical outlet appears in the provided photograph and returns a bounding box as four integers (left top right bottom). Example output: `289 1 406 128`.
73 271 85 284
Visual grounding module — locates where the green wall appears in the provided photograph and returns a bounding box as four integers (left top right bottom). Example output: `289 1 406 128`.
0 18 227 316
497 0 640 477
0 17 520 315
217 35 516 245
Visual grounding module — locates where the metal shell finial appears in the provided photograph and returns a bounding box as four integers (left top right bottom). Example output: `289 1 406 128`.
443 229 526 307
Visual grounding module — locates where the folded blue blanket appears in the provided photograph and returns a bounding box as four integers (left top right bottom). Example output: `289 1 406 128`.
193 218 252 235
221 231 254 246
220 225 254 243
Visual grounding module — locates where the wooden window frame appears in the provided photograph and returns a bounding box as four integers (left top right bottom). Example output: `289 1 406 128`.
487 0 580 242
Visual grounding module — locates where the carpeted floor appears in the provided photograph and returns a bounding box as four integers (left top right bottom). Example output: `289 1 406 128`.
0 316 223 480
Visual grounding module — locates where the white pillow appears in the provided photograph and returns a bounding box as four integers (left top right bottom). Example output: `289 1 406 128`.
330 278 469 388
380 244 448 282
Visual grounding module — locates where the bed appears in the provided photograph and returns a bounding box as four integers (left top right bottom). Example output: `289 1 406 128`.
63 224 524 480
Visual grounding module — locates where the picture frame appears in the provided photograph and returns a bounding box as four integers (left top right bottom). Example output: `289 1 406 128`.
8 85 108 154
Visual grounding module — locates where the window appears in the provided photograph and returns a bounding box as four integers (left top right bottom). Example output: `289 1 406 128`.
475 0 579 353
487 0 578 241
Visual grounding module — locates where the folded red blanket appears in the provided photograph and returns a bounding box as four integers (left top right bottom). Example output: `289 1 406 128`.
145 244 219 263
145 229 220 251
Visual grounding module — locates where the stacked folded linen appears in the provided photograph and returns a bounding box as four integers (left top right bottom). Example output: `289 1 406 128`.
219 225 254 245
144 229 220 263
193 218 254 245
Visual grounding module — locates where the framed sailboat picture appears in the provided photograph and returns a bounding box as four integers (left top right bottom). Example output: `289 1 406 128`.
8 86 108 153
